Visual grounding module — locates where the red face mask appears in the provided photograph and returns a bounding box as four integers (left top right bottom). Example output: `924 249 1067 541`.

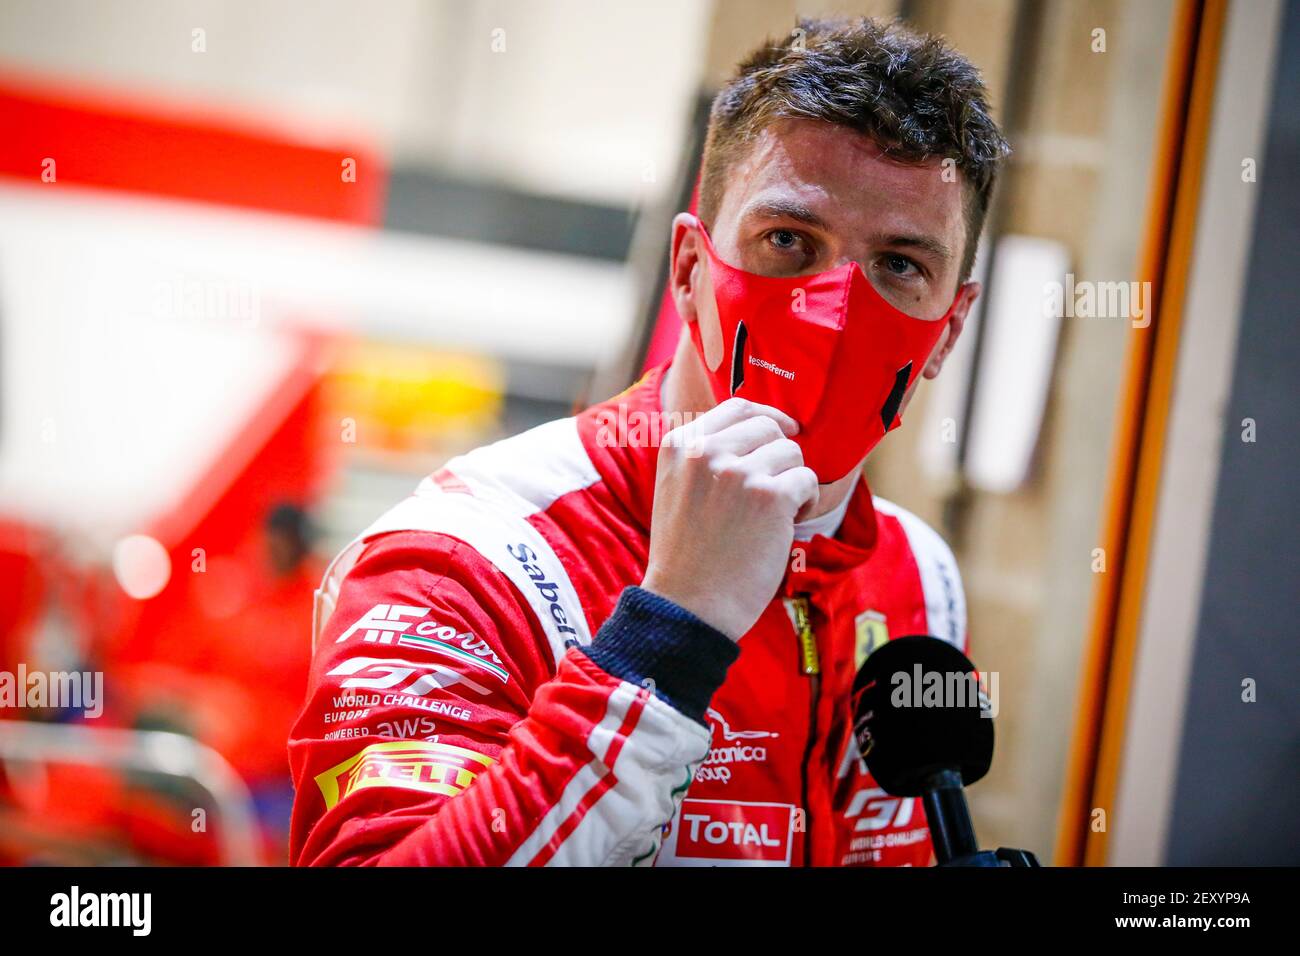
685 216 958 483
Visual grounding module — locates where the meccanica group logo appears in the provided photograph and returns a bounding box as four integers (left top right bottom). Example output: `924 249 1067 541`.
314 739 496 809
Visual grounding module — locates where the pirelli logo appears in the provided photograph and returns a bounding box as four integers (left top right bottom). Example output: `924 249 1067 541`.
314 740 496 809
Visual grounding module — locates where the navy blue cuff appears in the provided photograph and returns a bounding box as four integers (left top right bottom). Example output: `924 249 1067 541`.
581 586 739 726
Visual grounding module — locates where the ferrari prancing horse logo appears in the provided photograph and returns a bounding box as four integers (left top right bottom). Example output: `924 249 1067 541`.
853 610 889 671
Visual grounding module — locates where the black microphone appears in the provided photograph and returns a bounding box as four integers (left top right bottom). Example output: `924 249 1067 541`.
851 635 1036 866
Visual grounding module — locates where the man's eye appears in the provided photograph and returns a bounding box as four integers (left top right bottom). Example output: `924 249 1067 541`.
883 253 919 277
768 229 800 251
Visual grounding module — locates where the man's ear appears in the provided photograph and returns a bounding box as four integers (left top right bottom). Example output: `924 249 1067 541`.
670 212 724 371
922 281 980 379
669 212 703 325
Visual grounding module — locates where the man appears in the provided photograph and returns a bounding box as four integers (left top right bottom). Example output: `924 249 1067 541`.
289 16 1008 867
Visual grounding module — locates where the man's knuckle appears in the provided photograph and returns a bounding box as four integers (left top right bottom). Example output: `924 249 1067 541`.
773 481 799 504
695 435 722 460
707 454 740 480
743 474 777 499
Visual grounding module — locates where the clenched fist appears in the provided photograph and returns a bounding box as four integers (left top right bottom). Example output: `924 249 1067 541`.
641 398 819 640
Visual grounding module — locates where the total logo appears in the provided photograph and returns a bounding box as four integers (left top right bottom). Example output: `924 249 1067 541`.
657 799 796 867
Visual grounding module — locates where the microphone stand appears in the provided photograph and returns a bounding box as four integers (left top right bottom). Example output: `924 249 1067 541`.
923 769 1041 867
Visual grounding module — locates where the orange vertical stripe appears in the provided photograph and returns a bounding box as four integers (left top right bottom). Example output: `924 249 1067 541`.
1054 0 1228 866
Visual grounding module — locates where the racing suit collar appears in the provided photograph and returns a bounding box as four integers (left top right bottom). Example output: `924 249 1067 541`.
577 361 881 589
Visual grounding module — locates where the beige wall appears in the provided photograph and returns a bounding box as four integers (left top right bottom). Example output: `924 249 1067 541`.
867 0 1174 856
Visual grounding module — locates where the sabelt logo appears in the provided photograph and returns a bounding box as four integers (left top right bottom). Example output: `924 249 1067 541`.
670 799 795 865
506 543 581 648
314 739 495 809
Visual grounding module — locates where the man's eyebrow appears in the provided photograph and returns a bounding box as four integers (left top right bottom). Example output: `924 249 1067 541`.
740 198 830 230
740 201 955 262
876 232 954 262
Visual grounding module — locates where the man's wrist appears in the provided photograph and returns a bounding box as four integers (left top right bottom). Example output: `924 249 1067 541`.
640 569 743 640
582 585 739 725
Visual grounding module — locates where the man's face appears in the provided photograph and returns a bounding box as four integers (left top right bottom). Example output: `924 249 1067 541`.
672 117 979 399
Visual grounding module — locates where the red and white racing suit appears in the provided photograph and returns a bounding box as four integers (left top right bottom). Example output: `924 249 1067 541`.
289 363 967 866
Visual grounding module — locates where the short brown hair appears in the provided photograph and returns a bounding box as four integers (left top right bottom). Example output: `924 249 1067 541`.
699 17 1010 280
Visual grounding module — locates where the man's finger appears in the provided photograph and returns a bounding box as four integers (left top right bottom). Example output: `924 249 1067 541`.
687 397 799 438
739 436 804 474
708 416 790 457
769 465 820 516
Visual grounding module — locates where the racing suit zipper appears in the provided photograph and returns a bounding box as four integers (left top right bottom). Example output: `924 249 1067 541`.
791 596 819 676
791 594 820 866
